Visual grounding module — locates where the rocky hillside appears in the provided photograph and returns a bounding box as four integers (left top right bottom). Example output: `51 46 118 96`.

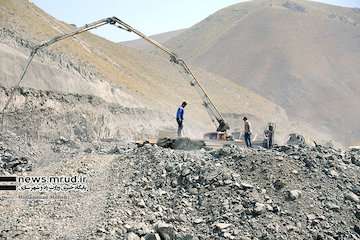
165 0 360 146
1 139 359 239
0 0 302 142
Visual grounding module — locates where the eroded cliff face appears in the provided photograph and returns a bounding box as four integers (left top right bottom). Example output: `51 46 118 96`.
0 86 175 142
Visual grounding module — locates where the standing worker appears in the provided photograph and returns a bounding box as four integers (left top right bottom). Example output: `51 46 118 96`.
264 124 274 149
176 101 187 137
243 117 252 147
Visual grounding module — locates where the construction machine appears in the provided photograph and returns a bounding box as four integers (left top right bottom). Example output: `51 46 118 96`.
0 16 230 139
1 16 276 146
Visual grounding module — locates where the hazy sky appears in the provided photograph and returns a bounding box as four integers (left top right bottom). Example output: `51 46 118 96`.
32 0 360 42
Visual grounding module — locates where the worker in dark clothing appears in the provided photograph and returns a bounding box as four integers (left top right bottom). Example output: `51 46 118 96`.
176 101 187 137
264 124 274 149
243 117 252 147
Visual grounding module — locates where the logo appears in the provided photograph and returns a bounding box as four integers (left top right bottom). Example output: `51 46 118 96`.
0 176 88 192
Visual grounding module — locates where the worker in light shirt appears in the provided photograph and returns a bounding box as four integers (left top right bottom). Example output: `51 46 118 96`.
243 117 252 147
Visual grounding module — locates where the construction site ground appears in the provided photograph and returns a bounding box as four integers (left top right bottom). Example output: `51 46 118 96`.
1 129 360 240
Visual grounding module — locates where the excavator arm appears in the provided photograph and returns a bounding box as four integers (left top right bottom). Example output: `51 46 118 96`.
1 17 230 133
111 17 230 132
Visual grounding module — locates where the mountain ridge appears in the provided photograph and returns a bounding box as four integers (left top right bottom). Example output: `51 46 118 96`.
164 0 360 145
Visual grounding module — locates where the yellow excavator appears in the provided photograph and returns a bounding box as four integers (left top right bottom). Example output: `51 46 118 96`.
1 16 231 140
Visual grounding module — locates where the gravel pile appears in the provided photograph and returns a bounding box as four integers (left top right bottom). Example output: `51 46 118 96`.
0 145 32 174
102 143 360 240
0 136 359 240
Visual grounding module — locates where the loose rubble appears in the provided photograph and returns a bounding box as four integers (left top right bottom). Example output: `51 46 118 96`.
156 138 206 151
0 145 32 174
89 142 360 240
1 133 359 239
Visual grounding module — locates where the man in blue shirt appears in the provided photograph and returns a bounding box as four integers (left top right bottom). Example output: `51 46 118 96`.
176 101 187 137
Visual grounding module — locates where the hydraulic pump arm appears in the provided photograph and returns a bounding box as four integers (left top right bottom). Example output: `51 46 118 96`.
110 17 229 132
1 17 230 132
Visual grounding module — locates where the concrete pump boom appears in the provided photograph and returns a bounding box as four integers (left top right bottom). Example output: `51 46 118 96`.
1 17 230 133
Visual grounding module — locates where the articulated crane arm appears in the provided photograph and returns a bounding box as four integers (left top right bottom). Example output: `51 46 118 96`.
1 17 230 133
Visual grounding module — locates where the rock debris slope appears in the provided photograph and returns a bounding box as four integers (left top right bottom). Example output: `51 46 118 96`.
92 143 360 240
2 142 359 239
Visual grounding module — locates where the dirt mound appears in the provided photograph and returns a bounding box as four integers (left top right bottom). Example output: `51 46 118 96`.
156 138 206 150
0 136 359 239
88 143 360 239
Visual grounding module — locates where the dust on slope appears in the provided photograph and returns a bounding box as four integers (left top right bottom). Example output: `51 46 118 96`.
165 0 360 146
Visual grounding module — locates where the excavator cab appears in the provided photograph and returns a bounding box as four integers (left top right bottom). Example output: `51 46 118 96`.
216 119 230 132
203 118 231 141
203 132 233 141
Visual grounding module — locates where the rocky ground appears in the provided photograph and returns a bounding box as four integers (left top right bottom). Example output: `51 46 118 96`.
0 144 32 174
0 86 174 143
0 135 359 240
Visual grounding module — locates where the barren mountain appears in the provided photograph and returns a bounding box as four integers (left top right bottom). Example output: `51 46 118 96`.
166 0 360 146
121 29 186 50
0 0 326 143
